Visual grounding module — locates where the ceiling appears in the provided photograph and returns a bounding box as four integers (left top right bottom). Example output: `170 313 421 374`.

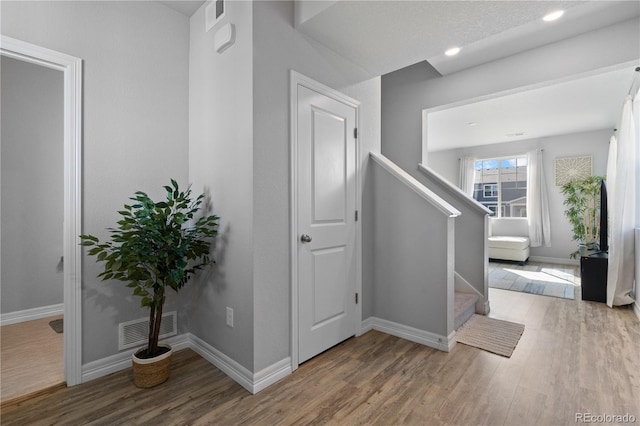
295 1 639 151
426 67 635 152
159 1 639 152
158 0 205 17
296 1 639 77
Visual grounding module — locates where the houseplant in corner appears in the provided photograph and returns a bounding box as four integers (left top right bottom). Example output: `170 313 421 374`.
561 175 604 259
80 179 219 388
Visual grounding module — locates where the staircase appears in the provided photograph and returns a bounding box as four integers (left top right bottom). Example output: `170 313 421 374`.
454 292 479 330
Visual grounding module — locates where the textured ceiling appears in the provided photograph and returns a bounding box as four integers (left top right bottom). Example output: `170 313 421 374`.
296 1 639 152
295 1 640 77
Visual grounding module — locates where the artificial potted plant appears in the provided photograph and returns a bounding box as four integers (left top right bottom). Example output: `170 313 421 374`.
80 179 219 388
560 175 604 258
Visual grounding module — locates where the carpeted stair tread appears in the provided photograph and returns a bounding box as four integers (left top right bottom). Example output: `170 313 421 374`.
454 292 479 330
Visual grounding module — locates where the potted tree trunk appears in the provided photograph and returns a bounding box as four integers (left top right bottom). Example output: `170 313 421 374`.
80 179 219 388
561 175 604 258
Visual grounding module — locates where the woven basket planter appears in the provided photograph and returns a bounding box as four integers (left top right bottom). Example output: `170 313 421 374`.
132 344 173 388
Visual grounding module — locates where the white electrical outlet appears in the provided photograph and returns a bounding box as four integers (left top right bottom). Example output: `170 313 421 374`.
226 307 234 327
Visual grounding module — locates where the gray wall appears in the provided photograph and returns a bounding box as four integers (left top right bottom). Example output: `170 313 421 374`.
252 0 380 371
428 129 611 261
371 161 449 336
1 56 64 313
188 0 381 373
1 1 190 363
380 61 441 175
1 0 382 375
187 0 255 371
381 18 640 181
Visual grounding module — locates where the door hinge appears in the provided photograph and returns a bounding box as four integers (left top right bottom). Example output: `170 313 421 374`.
354 128 358 139
355 210 359 222
355 293 359 304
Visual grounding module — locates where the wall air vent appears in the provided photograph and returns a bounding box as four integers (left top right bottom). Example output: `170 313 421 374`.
118 311 177 350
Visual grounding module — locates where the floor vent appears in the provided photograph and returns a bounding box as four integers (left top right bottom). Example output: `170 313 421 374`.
118 311 177 350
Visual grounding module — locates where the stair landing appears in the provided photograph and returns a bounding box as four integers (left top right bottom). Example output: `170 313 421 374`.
455 292 479 330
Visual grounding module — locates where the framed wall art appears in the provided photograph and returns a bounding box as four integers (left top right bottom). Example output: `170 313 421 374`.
554 155 592 186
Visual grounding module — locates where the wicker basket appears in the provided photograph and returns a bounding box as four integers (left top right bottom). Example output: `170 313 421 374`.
132 344 173 388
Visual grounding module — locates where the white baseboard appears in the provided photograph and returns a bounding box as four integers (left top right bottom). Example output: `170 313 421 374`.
187 333 255 393
454 272 483 298
482 300 491 315
81 333 290 395
253 357 292 394
529 256 579 266
0 303 64 326
82 351 131 383
363 316 454 352
82 334 189 383
359 317 375 335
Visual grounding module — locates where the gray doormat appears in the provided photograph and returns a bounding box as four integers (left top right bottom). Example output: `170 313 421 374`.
49 318 63 334
456 314 524 358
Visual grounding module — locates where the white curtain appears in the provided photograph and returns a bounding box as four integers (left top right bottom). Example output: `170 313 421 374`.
458 157 476 197
607 91 637 307
527 149 551 247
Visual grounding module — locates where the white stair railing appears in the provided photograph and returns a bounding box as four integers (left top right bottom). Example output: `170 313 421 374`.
418 163 491 315
368 153 460 351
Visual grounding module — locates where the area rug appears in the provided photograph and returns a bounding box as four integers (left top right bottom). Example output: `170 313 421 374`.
489 262 576 300
49 318 63 334
456 314 524 358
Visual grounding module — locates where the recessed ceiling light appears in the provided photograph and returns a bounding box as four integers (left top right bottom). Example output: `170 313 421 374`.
468 122 478 126
543 10 564 22
445 47 461 57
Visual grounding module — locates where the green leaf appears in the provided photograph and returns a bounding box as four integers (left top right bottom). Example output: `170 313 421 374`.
82 180 219 315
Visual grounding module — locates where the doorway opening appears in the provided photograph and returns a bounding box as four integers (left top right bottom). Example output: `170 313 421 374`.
1 55 65 402
0 36 83 400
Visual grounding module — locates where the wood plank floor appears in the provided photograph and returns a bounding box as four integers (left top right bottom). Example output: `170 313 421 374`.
2 289 639 425
1 315 64 403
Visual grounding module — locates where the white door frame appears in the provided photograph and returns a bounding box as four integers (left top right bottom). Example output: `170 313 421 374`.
289 70 361 371
1 36 83 386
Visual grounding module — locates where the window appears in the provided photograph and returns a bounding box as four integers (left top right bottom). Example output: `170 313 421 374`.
483 184 498 198
473 156 528 217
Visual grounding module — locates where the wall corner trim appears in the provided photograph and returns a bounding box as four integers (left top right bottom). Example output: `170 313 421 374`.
81 333 291 394
359 317 376 335
363 317 454 352
253 357 292 394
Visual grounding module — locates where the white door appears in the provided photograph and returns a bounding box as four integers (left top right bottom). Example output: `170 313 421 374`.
296 83 358 363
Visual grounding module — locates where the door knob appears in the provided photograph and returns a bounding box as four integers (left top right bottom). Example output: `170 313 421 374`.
300 234 312 243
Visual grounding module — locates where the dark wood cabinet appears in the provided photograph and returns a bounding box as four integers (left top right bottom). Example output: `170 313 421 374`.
580 252 608 303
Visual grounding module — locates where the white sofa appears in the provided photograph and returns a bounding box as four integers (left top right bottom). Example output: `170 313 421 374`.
488 218 530 264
